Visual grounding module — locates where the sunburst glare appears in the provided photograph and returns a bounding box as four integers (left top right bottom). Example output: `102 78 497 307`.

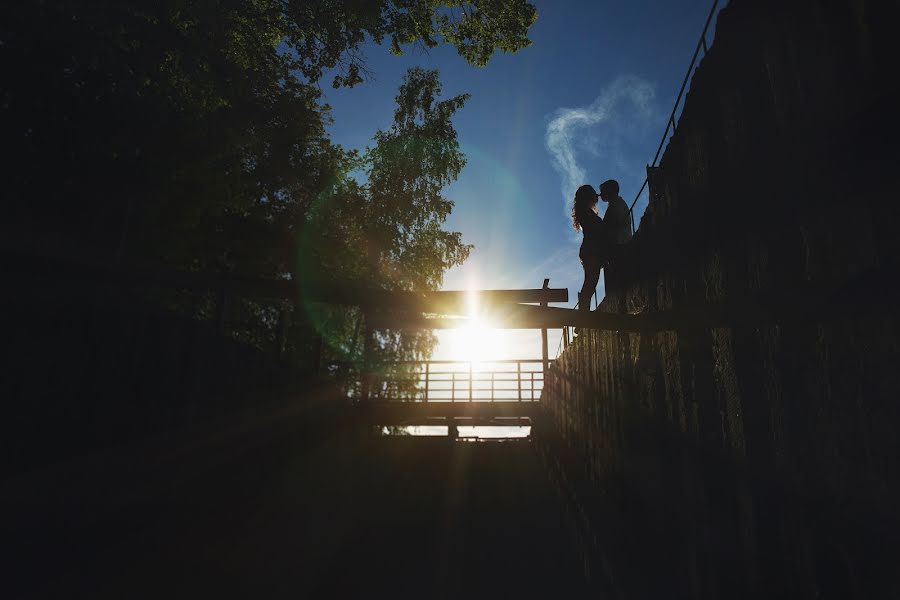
447 316 509 364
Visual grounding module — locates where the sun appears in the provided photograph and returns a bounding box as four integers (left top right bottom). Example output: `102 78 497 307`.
448 317 508 363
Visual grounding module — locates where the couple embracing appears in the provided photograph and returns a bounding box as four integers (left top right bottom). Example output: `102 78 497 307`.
572 179 632 313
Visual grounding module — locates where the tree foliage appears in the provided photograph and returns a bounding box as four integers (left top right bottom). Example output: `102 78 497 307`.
283 0 537 87
301 68 473 366
0 0 535 366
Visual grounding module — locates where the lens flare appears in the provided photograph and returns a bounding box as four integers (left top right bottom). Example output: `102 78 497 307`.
448 316 508 364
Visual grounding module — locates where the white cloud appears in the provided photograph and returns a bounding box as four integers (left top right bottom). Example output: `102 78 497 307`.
545 75 656 220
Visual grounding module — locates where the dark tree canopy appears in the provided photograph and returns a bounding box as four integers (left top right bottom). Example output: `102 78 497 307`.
0 0 536 365
2 0 535 261
287 0 538 87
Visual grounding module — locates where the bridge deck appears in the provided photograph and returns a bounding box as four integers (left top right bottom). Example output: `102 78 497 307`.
358 400 541 425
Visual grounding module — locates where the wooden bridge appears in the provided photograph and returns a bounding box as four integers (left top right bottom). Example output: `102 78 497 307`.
334 359 548 426
346 281 569 429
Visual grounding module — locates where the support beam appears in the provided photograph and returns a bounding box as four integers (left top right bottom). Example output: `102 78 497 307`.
345 287 567 315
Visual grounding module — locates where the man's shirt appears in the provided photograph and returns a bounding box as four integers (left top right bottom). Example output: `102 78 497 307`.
605 195 633 244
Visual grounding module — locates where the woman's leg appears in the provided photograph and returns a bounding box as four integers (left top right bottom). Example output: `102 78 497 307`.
578 255 601 312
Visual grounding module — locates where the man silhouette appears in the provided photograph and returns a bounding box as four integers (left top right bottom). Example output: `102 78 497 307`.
598 179 632 309
599 179 632 245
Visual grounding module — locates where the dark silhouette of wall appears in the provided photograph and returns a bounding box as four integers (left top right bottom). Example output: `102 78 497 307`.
541 0 900 597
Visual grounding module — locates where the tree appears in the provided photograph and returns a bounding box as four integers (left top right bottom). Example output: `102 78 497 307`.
299 68 473 371
286 0 538 87
0 0 536 366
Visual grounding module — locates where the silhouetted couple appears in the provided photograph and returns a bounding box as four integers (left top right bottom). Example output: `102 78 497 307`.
572 179 632 313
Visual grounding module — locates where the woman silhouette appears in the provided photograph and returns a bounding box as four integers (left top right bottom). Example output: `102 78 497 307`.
572 184 605 313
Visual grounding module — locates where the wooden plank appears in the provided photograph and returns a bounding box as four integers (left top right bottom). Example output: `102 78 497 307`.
366 304 627 330
336 287 568 315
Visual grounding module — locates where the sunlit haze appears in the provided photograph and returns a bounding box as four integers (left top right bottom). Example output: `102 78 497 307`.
429 288 544 362
445 317 509 363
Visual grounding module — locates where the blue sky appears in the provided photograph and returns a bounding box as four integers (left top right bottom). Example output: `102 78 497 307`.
322 0 723 359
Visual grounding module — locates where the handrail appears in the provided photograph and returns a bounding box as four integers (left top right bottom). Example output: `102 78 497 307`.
331 359 547 403
628 0 720 233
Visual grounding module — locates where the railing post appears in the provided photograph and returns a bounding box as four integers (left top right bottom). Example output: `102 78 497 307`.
424 362 430 402
451 371 456 403
541 278 550 378
490 371 494 402
468 362 473 402
517 361 522 401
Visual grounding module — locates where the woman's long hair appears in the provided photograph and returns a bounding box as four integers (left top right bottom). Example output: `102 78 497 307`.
572 184 598 231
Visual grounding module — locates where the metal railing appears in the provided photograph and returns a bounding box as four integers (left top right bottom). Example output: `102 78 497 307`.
628 0 721 234
332 359 548 403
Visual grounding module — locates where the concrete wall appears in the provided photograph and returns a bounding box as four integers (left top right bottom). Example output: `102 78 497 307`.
539 0 900 597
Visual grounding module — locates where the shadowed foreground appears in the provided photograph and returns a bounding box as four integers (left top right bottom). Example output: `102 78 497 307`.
1 388 586 599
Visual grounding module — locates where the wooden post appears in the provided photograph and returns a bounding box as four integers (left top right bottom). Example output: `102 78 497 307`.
468 361 473 402
541 278 550 377
424 362 430 402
